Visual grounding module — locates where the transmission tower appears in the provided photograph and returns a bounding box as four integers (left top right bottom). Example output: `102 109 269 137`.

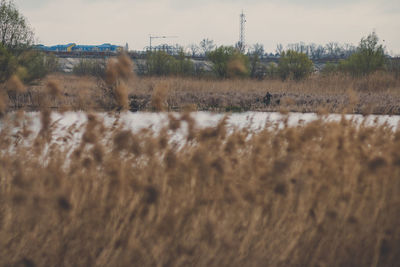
238 10 246 53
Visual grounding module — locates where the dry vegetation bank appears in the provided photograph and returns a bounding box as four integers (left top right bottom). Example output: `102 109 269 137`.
2 71 400 114
0 111 399 266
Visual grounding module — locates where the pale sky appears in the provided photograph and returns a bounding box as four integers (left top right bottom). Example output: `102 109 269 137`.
14 0 400 55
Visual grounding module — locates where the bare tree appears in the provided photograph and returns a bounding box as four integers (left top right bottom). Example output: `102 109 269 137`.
287 42 308 54
342 43 357 57
188 43 199 57
199 38 215 56
249 43 264 57
0 0 34 49
275 43 283 56
325 42 342 58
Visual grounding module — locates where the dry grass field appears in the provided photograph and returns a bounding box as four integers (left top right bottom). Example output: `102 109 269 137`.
0 56 399 266
2 69 400 114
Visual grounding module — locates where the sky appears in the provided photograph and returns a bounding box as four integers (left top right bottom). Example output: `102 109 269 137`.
14 0 400 55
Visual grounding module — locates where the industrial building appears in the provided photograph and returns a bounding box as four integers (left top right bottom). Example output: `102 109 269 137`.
36 43 123 53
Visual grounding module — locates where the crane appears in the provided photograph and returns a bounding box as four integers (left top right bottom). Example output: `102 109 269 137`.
149 35 178 52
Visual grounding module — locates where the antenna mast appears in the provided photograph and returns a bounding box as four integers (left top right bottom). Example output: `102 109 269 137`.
239 10 246 53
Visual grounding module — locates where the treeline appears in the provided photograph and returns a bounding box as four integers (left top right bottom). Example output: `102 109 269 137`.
135 32 399 81
187 38 357 60
1 0 399 84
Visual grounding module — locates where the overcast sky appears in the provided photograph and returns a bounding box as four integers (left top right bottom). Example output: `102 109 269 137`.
14 0 400 55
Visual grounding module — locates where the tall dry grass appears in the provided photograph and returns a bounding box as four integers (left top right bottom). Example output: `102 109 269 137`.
2 66 400 114
0 56 399 266
0 111 399 266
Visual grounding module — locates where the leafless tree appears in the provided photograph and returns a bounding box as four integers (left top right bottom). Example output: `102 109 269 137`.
199 38 215 56
189 43 199 57
249 43 264 57
275 43 283 56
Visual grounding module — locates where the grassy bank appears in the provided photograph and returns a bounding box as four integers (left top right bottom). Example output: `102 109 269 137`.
0 111 399 266
2 72 400 114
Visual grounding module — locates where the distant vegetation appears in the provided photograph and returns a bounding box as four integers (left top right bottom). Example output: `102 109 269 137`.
0 0 59 83
73 58 106 78
0 0 34 49
139 32 394 81
323 32 386 77
145 50 196 77
1 0 399 84
277 50 313 81
207 46 249 78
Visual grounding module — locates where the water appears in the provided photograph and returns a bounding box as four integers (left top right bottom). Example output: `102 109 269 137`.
49 111 400 131
2 111 399 159
4 111 400 134
3 111 400 146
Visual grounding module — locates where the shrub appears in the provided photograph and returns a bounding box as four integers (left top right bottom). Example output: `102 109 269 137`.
207 46 249 78
248 46 265 79
17 50 60 82
1 44 59 83
264 62 279 79
146 50 195 77
385 58 400 79
0 43 17 82
73 58 106 78
321 62 339 76
172 50 195 76
278 50 313 81
146 51 175 76
339 32 385 76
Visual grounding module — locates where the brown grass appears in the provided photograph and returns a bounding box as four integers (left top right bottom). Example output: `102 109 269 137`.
1 57 399 266
0 110 399 266
1 65 400 114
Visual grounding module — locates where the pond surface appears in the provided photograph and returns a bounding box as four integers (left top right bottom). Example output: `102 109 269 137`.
5 111 400 134
2 111 400 153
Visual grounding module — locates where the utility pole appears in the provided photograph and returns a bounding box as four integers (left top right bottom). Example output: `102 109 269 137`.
238 10 246 53
149 35 178 52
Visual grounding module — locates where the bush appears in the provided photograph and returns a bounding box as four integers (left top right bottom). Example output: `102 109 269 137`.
17 50 60 82
207 46 249 78
278 50 313 81
339 32 385 76
172 51 196 76
1 44 59 83
385 58 400 79
73 59 106 78
146 51 175 76
321 62 339 76
264 62 279 79
248 48 265 79
146 50 195 77
0 43 17 82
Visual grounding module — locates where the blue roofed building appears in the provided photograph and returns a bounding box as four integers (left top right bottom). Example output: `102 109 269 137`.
72 44 123 52
36 43 123 53
36 43 76 52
